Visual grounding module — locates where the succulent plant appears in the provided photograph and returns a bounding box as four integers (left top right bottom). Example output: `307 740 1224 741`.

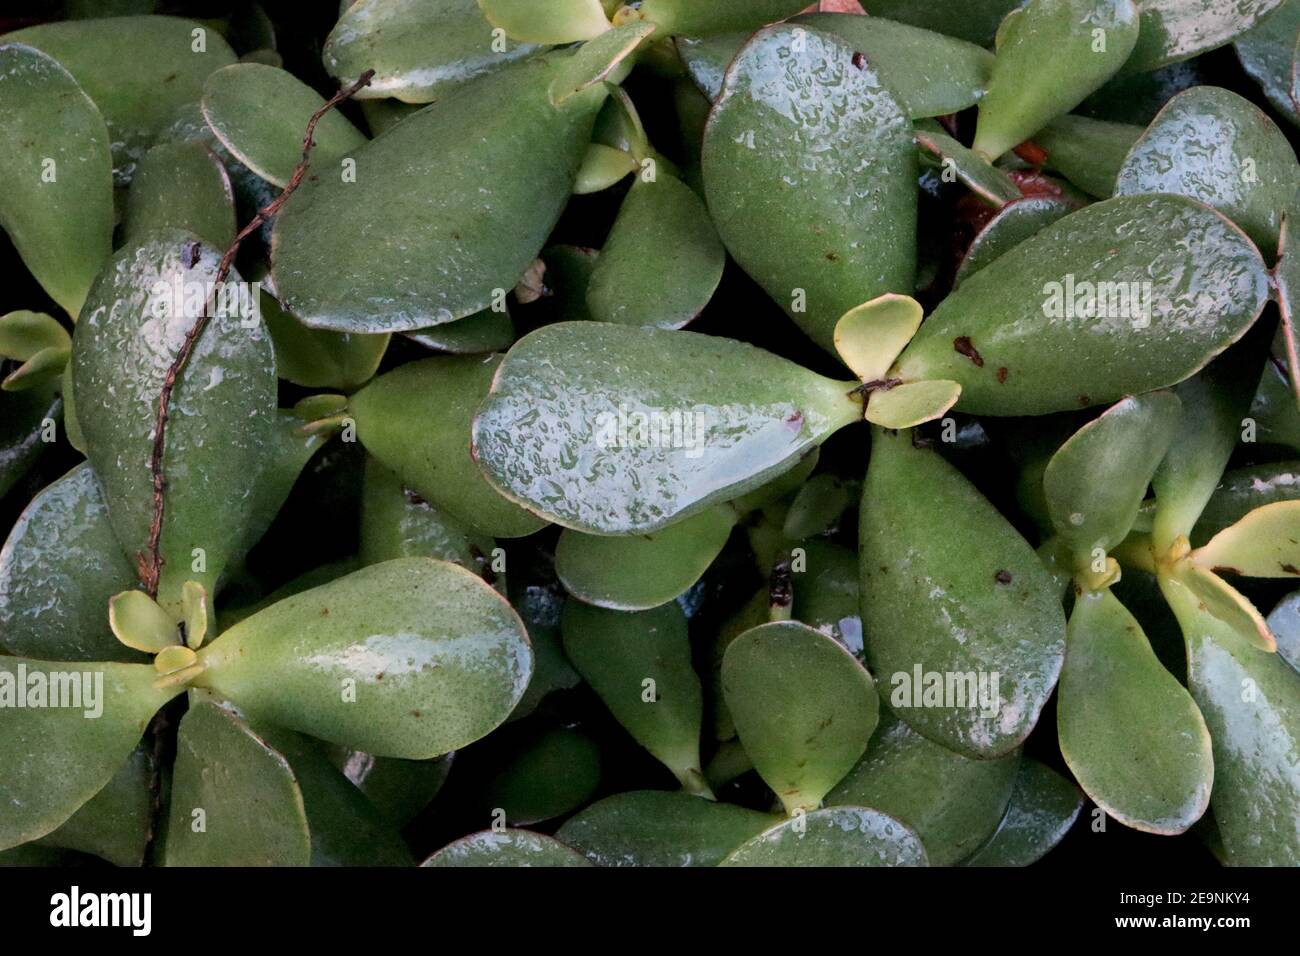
0 0 1297 871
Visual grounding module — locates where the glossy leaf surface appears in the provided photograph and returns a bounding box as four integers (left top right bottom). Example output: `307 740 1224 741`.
473 322 861 535
423 829 593 867
963 758 1084 866
1127 0 1284 72
719 806 928 866
124 140 235 249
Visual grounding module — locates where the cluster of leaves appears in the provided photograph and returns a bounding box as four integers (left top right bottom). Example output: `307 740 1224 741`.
0 0 1298 868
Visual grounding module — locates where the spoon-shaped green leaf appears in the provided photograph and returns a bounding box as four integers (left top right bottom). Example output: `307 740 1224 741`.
862 0 1024 45
8 15 237 180
892 195 1270 415
325 747 454 829
423 829 593 866
272 34 646 332
483 726 602 824
0 464 140 662
72 230 278 613
1161 572 1300 864
860 428 1066 758
1173 563 1274 651
1033 114 1143 198
556 790 777 866
473 322 861 535
195 558 532 759
719 806 928 866
962 758 1084 866
916 125 1022 206
35 745 151 867
1116 86 1298 252
954 197 1074 286
360 457 496 573
828 714 1020 865
973 0 1139 161
124 140 236 249
722 621 878 814
324 0 545 103
562 602 709 795
478 0 610 44
351 355 547 538
575 143 639 194
1126 0 1284 73
586 173 725 329
256 721 414 866
0 658 181 850
1057 587 1213 833
202 62 369 188
1234 0 1300 126
1043 392 1181 567
0 44 113 318
163 699 310 866
702 24 916 356
108 590 179 654
260 284 389 392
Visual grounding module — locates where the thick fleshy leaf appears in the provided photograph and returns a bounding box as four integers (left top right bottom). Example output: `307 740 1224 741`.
124 141 235 248
722 621 878 813
1151 343 1263 551
1162 572 1300 865
1043 392 1182 565
638 0 807 36
677 15 992 118
256 723 414 865
834 294 924 384
36 745 151 867
1176 563 1274 650
1192 500 1300 578
864 379 962 429
261 285 388 391
472 322 861 535
860 428 1066 758
1193 460 1300 543
702 24 917 355
483 727 601 824
1266 588 1300 672
351 355 547 537
790 539 863 658
0 464 139 662
324 0 545 103
0 659 179 850
586 174 724 329
405 309 516 355
479 0 610 44
164 699 310 866
793 13 993 118
1033 115 1142 198
955 197 1073 286
1126 0 1284 73
719 806 928 866
859 0 1024 45
271 52 616 333
8 16 237 179
575 143 638 194
72 231 278 612
328 748 454 828
202 63 369 189
0 44 113 318
562 602 708 794
1116 86 1298 251
556 506 735 610
196 559 532 759
893 195 1270 415
973 0 1139 161
1057 588 1213 833
423 829 593 867
359 458 495 573
109 590 178 653
916 126 1021 206
1235 0 1300 126
555 790 776 866
963 758 1084 866
828 714 1020 866
1277 214 1300 409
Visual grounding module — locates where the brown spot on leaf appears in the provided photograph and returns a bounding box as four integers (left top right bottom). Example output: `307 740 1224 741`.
1077 395 1090 407
1212 566 1244 577
997 367 1008 384
1283 564 1300 575
995 570 1012 585
851 51 868 70
953 336 984 367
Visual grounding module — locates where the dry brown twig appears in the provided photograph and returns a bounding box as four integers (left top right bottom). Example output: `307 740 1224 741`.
138 69 375 598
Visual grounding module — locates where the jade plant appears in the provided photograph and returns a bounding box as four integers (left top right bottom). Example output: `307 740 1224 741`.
0 0 1298 869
